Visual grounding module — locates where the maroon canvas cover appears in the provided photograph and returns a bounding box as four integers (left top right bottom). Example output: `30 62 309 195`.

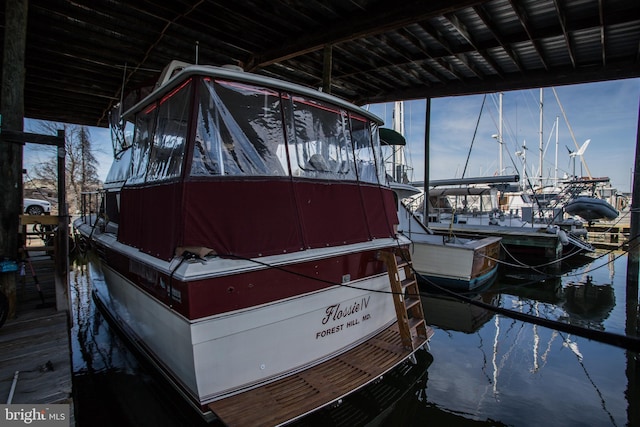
118 179 398 260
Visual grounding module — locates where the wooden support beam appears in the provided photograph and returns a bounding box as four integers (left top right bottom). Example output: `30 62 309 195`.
1 130 65 147
322 45 332 94
1 0 29 321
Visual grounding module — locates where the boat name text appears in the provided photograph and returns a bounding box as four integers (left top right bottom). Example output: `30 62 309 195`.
321 296 370 325
315 297 371 339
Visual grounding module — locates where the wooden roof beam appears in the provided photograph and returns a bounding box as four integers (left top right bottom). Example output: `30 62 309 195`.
396 27 446 83
373 33 445 84
444 12 504 78
598 0 606 66
551 0 577 68
330 46 399 92
339 37 411 89
507 0 549 70
473 5 523 73
413 22 467 81
244 0 486 71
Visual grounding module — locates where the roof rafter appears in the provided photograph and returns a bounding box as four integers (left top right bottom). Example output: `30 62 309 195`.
444 12 504 78
507 0 549 70
244 0 486 71
598 0 606 66
551 0 576 68
473 4 524 73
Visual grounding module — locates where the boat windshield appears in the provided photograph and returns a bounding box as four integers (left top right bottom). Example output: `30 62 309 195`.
192 78 384 183
112 75 386 186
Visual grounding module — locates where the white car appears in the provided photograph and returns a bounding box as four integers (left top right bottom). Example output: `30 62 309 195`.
24 198 52 215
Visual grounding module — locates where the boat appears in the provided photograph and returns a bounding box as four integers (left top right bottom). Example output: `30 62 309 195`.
74 61 432 425
391 182 501 291
564 195 619 222
422 177 596 259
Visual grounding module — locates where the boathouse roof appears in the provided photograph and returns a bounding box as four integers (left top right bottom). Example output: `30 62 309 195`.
0 0 638 128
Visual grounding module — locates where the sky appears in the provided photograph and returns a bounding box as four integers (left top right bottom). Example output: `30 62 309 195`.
367 77 639 194
24 77 639 194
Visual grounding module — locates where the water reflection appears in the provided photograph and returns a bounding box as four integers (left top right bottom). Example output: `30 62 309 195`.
421 291 499 334
562 278 615 329
70 256 212 427
410 251 635 427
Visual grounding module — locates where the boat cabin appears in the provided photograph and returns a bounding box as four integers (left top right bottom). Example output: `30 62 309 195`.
102 64 398 261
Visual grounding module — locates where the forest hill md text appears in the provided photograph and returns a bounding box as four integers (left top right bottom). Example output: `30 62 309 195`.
316 296 371 339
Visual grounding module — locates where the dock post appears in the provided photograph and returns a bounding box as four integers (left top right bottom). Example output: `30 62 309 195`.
626 99 639 324
625 94 639 427
0 0 28 320
55 129 69 312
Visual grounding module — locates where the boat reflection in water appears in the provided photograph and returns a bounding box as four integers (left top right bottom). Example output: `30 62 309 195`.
561 277 615 330
420 290 500 334
70 257 212 427
404 250 633 427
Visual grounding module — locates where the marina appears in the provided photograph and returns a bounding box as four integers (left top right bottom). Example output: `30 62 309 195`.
1 225 637 426
1 2 639 427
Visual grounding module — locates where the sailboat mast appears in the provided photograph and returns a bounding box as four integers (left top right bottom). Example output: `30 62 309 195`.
539 88 543 188
554 115 559 187
499 93 503 176
392 101 404 182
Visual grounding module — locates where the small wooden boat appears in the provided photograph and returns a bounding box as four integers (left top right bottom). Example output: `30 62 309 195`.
391 182 501 291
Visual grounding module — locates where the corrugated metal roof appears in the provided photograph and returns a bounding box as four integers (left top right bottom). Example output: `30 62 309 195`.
0 0 638 127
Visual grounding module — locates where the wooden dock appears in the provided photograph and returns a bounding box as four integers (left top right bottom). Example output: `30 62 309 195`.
429 223 563 260
0 253 73 423
586 213 631 250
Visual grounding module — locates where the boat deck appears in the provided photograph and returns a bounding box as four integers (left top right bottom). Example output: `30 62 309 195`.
429 223 561 255
207 324 432 426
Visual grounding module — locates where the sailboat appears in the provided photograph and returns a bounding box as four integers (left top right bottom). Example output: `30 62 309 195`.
427 90 598 258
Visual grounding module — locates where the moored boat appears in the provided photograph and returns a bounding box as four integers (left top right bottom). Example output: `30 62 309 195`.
564 195 619 222
74 62 431 424
391 182 501 292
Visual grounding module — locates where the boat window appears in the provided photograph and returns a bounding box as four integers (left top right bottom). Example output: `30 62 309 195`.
285 95 357 181
146 80 192 182
123 119 135 151
127 102 158 184
350 114 383 184
105 118 136 185
191 79 288 177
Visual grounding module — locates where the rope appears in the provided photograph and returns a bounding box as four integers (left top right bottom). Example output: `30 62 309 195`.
208 241 640 353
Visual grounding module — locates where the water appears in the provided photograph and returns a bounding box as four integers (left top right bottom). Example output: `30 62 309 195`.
69 250 639 427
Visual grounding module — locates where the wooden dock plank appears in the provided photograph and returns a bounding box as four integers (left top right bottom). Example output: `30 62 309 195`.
208 324 425 427
0 255 73 409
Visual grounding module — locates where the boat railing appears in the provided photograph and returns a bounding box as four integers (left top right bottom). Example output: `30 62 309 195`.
79 191 105 228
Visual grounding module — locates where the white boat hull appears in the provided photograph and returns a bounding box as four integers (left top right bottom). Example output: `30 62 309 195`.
87 248 397 406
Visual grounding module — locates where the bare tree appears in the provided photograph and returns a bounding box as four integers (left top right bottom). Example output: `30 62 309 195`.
27 122 101 214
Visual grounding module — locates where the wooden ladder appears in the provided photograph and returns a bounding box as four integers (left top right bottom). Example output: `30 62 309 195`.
379 247 430 350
